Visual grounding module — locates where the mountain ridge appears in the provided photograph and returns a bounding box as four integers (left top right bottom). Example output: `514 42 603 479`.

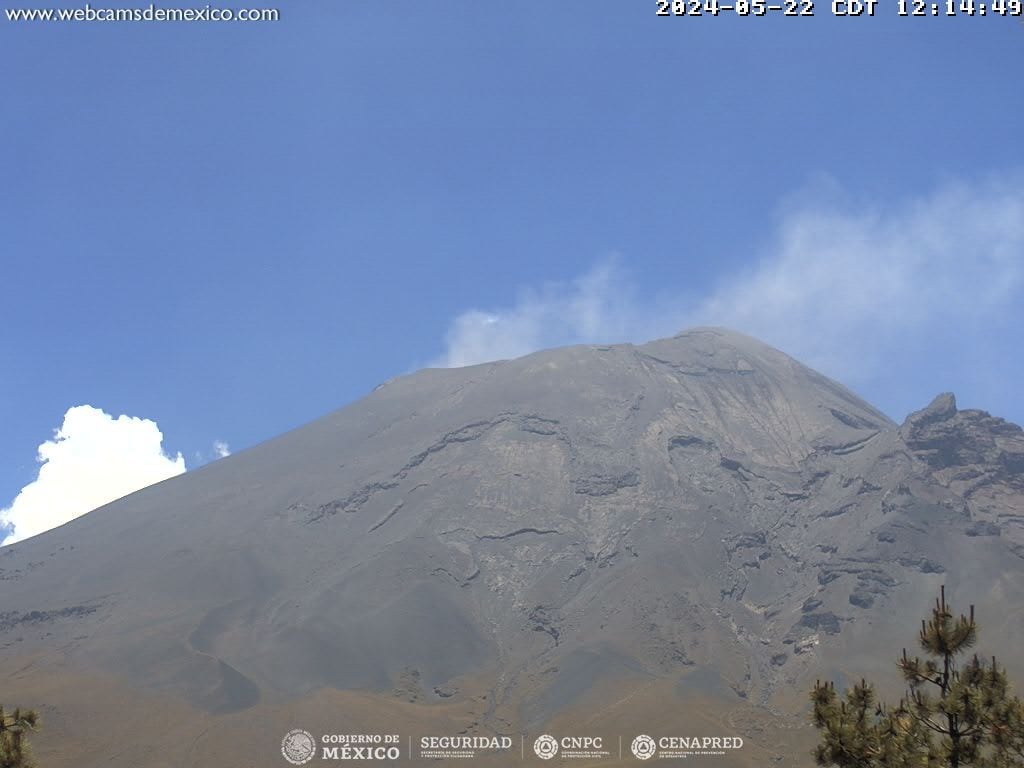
2 327 1022 767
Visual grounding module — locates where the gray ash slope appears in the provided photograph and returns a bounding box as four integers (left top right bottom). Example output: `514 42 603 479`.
3 327 1024 739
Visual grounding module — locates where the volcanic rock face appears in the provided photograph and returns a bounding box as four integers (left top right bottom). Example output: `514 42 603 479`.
2 328 1023 767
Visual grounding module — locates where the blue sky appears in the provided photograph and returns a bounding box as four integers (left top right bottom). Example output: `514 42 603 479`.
2 1 1022 543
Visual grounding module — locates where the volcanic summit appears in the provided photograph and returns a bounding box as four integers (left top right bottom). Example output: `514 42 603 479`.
3 328 1023 766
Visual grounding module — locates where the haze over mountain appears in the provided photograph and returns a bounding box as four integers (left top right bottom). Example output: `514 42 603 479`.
2 327 1023 767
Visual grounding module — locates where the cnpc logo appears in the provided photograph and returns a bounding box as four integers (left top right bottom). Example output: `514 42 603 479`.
533 734 605 759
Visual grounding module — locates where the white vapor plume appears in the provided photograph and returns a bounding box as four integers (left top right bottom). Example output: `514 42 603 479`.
437 262 640 368
696 177 1024 381
435 176 1024 402
0 405 186 545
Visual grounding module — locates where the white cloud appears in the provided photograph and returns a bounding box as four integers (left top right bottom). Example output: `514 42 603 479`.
0 405 186 545
435 176 1024 393
213 440 231 459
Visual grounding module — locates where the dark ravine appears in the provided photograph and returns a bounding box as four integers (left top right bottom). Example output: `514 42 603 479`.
2 327 1023 767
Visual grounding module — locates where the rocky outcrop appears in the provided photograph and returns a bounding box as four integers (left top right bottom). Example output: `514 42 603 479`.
901 392 1024 481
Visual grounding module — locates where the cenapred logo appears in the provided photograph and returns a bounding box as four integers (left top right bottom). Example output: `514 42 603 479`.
631 734 744 760
281 729 317 765
631 734 657 760
534 734 559 759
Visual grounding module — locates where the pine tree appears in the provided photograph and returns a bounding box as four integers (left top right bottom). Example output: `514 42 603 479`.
811 587 1024 767
0 705 39 768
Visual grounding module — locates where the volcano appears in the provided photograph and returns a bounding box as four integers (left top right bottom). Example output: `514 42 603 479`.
3 327 1023 766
